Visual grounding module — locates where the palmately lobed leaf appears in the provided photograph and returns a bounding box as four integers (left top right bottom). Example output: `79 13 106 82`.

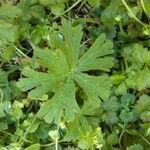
17 19 114 123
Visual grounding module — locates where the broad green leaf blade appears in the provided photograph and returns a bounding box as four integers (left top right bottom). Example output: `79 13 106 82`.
51 3 65 16
35 48 69 74
50 33 73 68
76 34 114 72
0 6 21 18
61 19 83 65
24 144 40 150
74 73 112 102
0 20 17 45
37 79 79 123
63 79 80 120
0 101 11 118
17 67 64 98
77 57 114 71
126 144 143 150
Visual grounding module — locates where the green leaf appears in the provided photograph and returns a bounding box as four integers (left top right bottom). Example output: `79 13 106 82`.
123 44 150 91
115 81 127 95
136 66 150 90
119 109 137 123
126 144 143 150
0 122 8 130
37 79 79 124
17 19 114 123
141 111 150 122
132 44 150 65
76 33 114 72
101 0 123 25
106 132 119 146
17 67 64 98
12 101 23 121
135 94 150 122
88 0 101 7
100 97 119 124
39 0 50 5
30 5 45 19
60 19 83 66
48 130 60 141
0 20 17 45
101 112 118 125
110 74 126 85
24 144 40 150
0 70 11 100
0 5 21 18
0 45 14 61
74 73 112 103
0 101 11 118
120 93 135 108
64 115 104 149
141 0 150 18
51 3 65 16
135 94 150 112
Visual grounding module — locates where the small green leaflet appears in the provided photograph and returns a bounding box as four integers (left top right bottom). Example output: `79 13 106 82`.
137 66 150 90
64 115 104 149
100 96 119 124
88 0 101 7
126 144 143 150
0 5 21 45
0 101 11 118
0 20 17 45
135 94 150 122
0 5 21 18
24 143 40 150
123 44 150 91
17 19 114 123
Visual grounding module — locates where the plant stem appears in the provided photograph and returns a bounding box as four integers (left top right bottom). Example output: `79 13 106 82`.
122 0 147 27
40 140 64 147
14 46 30 59
137 131 150 146
55 138 58 150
